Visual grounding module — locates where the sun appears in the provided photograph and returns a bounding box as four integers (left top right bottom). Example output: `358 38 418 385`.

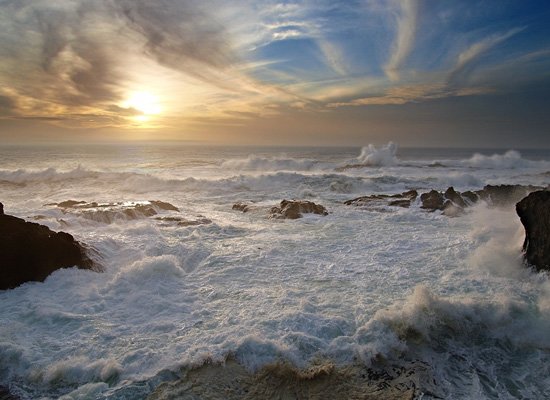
122 91 162 118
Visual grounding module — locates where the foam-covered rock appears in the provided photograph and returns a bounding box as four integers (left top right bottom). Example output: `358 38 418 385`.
47 200 180 224
516 190 550 271
0 203 99 290
269 200 328 219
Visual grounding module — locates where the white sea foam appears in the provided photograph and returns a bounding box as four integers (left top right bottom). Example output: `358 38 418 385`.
221 155 317 171
463 150 530 169
357 142 399 166
0 144 549 399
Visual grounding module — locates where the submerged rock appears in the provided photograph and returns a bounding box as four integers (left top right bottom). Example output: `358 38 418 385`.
269 200 328 219
0 204 99 290
516 190 550 271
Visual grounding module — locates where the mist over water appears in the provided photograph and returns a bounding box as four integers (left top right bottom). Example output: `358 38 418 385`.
1 143 550 399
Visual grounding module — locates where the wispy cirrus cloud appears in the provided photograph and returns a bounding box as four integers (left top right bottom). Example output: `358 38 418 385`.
448 27 525 85
327 84 493 107
384 0 419 81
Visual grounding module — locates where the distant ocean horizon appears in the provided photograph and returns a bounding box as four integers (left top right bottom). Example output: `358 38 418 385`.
1 142 549 399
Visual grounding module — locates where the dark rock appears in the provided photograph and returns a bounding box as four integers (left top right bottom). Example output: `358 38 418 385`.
420 190 445 211
444 187 467 208
0 208 99 290
400 190 419 200
388 199 412 208
270 200 328 219
0 202 3 215
232 202 252 213
516 190 550 271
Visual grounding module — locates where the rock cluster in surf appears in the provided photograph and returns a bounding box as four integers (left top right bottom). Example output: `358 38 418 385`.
269 200 329 219
0 202 99 290
345 184 543 216
47 200 211 226
516 190 550 271
232 200 329 219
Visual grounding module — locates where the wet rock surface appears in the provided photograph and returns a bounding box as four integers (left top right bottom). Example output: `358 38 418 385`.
269 200 328 219
516 190 550 271
346 185 543 216
47 200 180 223
0 203 99 290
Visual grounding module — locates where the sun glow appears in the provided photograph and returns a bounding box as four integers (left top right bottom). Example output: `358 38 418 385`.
122 91 162 120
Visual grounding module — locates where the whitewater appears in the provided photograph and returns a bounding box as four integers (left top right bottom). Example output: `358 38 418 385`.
1 142 550 399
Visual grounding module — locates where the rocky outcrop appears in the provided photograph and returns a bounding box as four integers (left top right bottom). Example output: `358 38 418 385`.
346 184 542 216
0 203 99 290
516 190 550 271
345 190 418 209
269 200 328 219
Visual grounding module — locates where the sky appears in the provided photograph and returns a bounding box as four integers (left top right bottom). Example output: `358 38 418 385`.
0 0 549 147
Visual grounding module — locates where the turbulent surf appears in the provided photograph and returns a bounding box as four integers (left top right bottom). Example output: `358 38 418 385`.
1 143 549 399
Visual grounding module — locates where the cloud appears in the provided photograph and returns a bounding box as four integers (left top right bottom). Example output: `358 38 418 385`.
327 84 493 107
384 0 419 81
112 0 236 84
448 27 525 85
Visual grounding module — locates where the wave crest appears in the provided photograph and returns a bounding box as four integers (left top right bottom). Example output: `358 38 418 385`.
357 142 399 167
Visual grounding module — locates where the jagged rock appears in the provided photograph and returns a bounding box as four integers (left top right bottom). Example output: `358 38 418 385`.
345 190 417 208
516 190 550 271
420 190 445 211
444 187 467 208
270 200 328 219
0 205 99 290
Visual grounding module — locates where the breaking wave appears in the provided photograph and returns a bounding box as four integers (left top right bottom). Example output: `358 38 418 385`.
357 142 399 167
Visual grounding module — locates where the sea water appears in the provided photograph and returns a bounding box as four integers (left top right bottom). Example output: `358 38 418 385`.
0 143 549 399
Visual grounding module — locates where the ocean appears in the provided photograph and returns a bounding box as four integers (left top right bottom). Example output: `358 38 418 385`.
1 143 549 399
